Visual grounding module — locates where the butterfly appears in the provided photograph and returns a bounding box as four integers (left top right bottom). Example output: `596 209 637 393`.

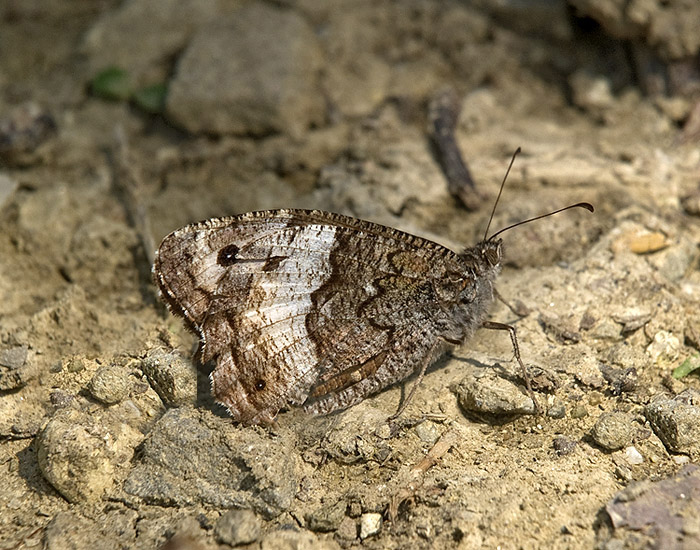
154 199 592 425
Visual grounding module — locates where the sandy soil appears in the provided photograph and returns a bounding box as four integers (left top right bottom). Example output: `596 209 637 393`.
1 1 700 549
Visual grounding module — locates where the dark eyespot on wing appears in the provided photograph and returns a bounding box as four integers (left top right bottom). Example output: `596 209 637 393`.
217 244 240 266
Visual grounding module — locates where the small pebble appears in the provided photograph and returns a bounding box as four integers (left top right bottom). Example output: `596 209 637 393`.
65 357 88 373
547 399 566 419
553 436 578 456
646 331 681 364
88 363 131 405
0 345 28 369
336 517 358 541
591 412 634 451
588 391 604 406
305 500 345 532
624 446 644 465
49 389 74 408
360 513 382 540
570 404 588 419
215 509 261 546
455 370 537 416
414 421 440 445
140 347 197 406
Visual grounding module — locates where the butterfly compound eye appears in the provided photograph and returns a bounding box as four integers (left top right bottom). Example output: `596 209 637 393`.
217 244 240 266
485 248 499 265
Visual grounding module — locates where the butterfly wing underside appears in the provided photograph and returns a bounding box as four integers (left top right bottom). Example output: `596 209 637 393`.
155 209 466 424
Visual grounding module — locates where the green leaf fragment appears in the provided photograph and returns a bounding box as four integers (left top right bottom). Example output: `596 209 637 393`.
672 355 700 379
90 67 133 101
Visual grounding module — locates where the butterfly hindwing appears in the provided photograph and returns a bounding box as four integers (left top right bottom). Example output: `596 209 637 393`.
155 209 468 424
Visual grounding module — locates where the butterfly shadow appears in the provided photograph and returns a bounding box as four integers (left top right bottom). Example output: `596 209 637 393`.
195 358 228 418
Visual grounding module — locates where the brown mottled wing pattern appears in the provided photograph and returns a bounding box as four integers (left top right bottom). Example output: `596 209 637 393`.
154 209 467 425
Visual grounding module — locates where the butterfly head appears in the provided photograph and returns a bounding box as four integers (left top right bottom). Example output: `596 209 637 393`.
479 238 503 269
456 237 503 282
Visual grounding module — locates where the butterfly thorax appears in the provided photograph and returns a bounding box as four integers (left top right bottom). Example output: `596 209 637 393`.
437 238 503 344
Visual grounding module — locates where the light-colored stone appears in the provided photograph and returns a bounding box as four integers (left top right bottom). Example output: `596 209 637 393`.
359 513 382 540
166 2 324 137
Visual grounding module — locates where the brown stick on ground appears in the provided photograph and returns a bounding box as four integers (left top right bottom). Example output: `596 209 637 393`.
428 87 482 210
387 428 460 521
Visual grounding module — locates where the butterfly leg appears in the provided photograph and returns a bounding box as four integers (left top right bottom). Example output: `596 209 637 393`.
481 321 542 414
389 340 441 422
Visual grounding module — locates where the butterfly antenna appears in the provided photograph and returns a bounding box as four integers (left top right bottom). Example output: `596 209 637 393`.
487 202 594 241
483 147 521 241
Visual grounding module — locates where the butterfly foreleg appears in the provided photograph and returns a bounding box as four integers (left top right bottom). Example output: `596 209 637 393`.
481 320 541 414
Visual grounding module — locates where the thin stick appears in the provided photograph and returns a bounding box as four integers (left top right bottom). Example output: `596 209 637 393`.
387 428 459 521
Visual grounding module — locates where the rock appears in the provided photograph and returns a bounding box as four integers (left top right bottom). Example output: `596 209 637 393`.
359 513 382 540
260 528 340 550
305 499 346 533
591 412 635 451
139 347 197 406
335 517 358 542
37 408 142 503
80 0 225 80
570 404 588 419
547 399 566 419
49 389 74 408
123 408 299 518
454 369 537 416
0 344 37 391
0 344 27 369
215 509 261 546
166 2 324 137
588 318 622 341
646 331 681 364
609 308 651 334
645 389 700 459
600 363 639 395
44 511 115 550
624 446 644 465
647 239 697 283
161 516 209 550
601 465 700 549
413 421 441 445
320 404 389 463
538 312 582 343
88 362 132 405
0 102 56 166
553 436 578 456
